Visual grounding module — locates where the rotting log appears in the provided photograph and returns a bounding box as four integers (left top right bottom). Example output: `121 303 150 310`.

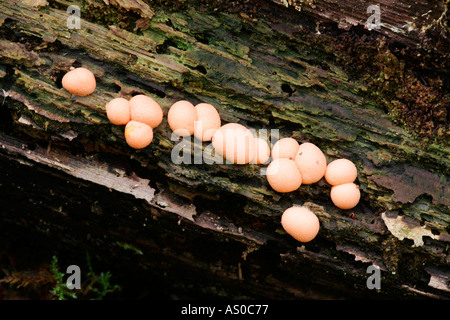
0 0 449 299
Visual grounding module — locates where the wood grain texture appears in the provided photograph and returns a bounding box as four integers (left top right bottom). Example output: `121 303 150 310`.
272 0 449 46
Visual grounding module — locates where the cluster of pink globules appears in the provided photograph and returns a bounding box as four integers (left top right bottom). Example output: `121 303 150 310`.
62 67 361 244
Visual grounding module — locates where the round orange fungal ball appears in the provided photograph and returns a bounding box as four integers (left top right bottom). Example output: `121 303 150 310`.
62 67 96 96
281 206 320 242
167 100 197 136
212 123 255 164
194 103 221 141
124 120 153 149
252 137 271 164
266 158 302 193
271 137 299 160
105 98 130 125
129 94 163 129
330 182 361 209
325 158 357 186
294 142 327 184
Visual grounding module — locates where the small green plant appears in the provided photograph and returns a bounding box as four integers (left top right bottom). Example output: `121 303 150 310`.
50 252 120 300
50 255 77 300
84 252 121 300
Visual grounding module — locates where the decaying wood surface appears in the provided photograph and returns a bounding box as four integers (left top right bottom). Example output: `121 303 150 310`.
0 0 448 299
273 0 449 46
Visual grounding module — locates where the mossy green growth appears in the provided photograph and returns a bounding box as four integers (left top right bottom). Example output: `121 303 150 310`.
80 0 139 30
332 34 449 145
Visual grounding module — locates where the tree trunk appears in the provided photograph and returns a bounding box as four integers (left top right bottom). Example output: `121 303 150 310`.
0 0 449 299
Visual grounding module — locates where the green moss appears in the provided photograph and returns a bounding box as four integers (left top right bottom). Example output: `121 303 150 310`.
329 32 448 145
80 0 138 30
